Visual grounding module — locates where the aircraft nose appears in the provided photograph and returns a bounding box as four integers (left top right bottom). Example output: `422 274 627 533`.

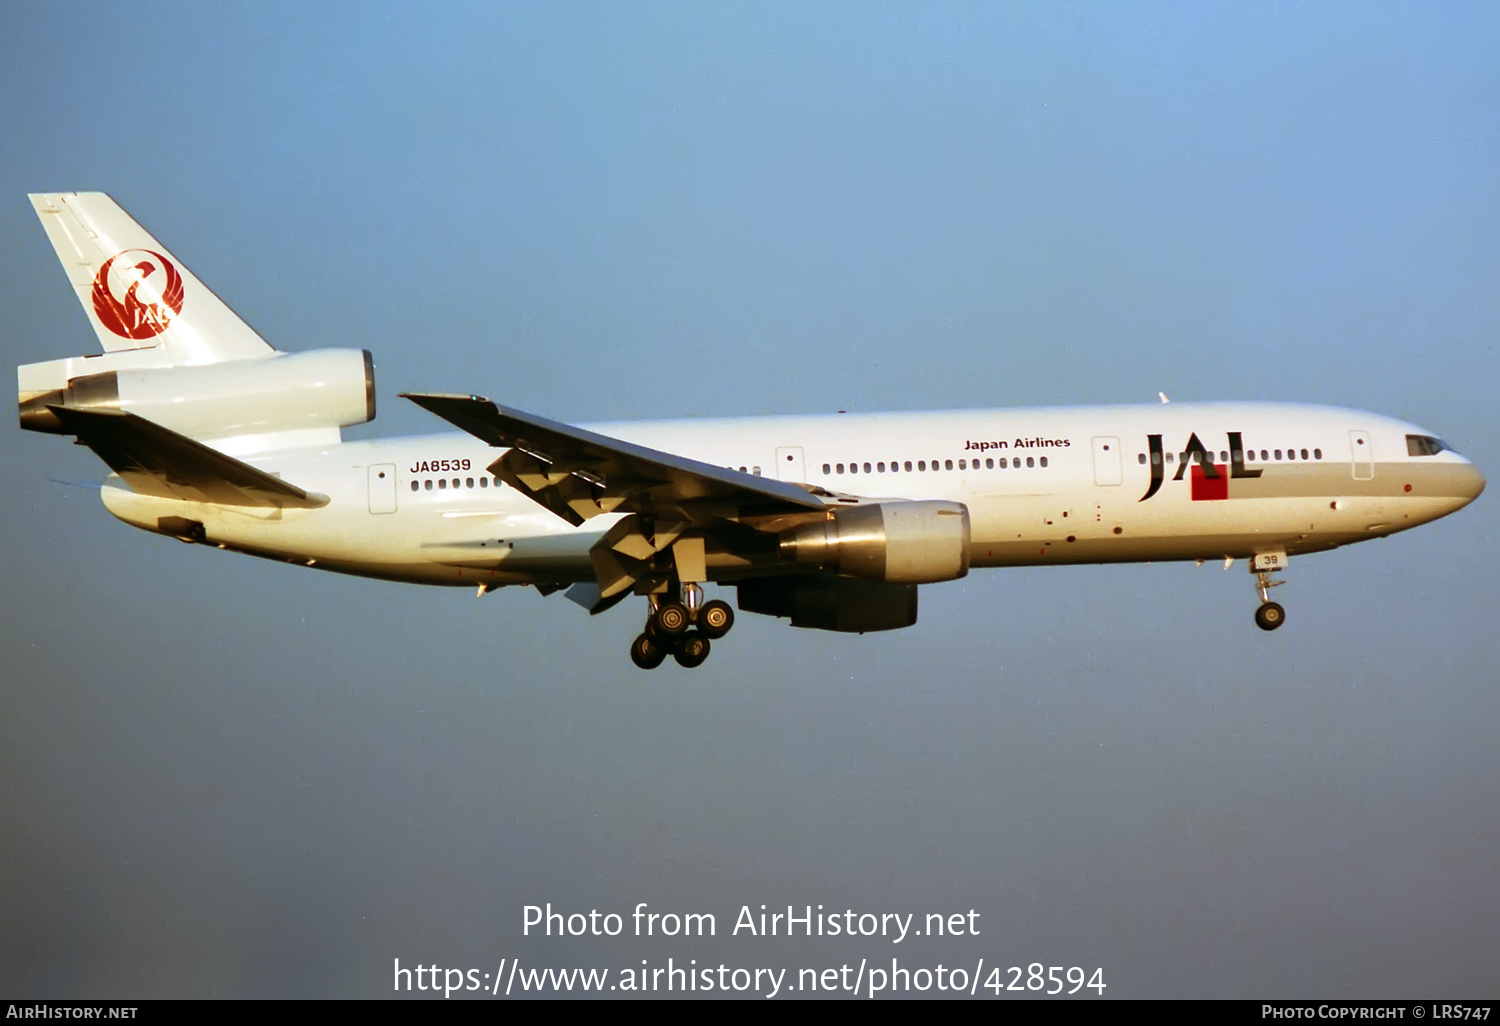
1452 461 1486 504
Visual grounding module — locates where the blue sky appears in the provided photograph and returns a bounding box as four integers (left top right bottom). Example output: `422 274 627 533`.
1 1 1496 997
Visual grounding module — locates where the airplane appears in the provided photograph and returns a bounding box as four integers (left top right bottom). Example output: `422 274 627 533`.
17 193 1486 669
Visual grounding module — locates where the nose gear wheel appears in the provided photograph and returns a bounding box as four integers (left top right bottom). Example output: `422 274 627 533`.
1254 601 1285 631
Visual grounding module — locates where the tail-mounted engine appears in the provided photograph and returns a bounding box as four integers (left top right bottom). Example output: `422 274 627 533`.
19 349 376 442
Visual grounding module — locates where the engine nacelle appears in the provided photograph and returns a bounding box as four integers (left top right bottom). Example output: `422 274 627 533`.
780 500 970 583
19 348 375 442
737 576 918 633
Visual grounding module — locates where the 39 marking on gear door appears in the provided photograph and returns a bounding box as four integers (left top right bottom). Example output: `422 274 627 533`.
91 250 184 339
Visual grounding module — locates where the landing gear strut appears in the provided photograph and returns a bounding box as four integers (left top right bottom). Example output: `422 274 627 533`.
1251 551 1288 632
629 584 735 670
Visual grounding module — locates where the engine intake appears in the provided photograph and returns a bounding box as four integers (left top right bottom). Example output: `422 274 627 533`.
780 500 970 584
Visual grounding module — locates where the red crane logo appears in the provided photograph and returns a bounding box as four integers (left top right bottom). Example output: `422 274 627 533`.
91 250 185 340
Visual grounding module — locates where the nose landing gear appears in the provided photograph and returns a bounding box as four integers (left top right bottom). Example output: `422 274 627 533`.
1251 551 1288 632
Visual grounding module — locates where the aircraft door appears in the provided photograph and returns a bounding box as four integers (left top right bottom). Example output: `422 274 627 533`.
1091 436 1123 486
1350 431 1374 480
368 463 398 514
775 446 806 482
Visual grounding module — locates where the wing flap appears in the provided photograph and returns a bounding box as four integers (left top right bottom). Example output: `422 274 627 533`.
49 406 329 508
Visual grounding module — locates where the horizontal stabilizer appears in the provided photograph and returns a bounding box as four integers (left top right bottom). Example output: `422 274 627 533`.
49 406 328 508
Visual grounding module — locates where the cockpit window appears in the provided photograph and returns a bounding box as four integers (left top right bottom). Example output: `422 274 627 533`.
1407 434 1453 457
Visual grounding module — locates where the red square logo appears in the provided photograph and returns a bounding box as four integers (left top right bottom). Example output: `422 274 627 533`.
1191 462 1229 501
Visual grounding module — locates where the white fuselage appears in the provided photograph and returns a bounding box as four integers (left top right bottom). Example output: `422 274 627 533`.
97 400 1485 589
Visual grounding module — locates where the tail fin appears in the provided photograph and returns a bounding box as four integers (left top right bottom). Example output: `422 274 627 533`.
29 192 274 365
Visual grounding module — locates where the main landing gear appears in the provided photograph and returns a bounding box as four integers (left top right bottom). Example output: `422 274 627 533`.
1250 551 1288 632
629 583 736 670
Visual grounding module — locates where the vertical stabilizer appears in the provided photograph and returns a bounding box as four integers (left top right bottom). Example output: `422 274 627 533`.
29 192 275 365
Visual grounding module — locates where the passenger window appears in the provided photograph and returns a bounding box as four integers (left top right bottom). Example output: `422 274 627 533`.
999 458 1008 469
410 481 419 492
1026 457 1035 468
1039 456 1048 468
1301 449 1308 461
1260 450 1268 461
958 459 967 470
986 458 994 469
863 463 872 474
836 463 845 474
1220 451 1228 463
1164 453 1174 464
480 477 488 488
904 461 913 471
822 463 831 475
494 477 503 487
438 479 447 489
753 467 762 476
1314 449 1322 460
945 460 954 470
466 477 474 488
1138 453 1147 464
1274 450 1282 460
739 466 747 473
1232 450 1243 463
878 462 886 473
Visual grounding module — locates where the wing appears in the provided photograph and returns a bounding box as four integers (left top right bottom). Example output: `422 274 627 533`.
400 393 827 525
402 393 835 602
49 406 329 508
